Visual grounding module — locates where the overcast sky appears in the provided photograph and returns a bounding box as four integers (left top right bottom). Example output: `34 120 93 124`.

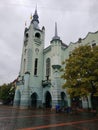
0 0 98 85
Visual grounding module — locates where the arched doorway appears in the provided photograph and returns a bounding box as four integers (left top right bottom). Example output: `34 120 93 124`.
61 92 68 107
31 93 37 108
91 94 98 110
45 91 52 108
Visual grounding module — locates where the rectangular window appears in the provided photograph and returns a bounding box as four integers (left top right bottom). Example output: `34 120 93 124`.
34 58 38 76
46 58 50 77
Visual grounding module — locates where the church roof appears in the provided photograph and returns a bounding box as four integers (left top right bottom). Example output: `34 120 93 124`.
31 8 39 24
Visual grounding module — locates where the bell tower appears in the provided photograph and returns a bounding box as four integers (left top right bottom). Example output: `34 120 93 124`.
14 8 45 108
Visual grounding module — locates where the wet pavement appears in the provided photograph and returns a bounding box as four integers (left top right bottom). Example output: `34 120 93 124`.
0 106 98 130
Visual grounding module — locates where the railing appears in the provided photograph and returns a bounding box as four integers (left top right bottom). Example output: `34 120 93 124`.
42 76 51 87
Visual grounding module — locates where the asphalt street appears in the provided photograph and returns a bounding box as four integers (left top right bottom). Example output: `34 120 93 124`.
0 106 97 130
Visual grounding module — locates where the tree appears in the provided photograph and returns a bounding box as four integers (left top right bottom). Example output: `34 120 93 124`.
61 45 98 110
0 83 15 105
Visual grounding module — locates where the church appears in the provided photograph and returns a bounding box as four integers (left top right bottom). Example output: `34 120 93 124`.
13 8 98 109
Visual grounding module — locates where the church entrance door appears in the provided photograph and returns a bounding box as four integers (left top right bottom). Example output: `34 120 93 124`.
31 93 37 108
45 91 52 108
61 92 68 107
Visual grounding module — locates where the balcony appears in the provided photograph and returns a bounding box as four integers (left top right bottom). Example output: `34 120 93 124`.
52 65 61 69
42 76 51 87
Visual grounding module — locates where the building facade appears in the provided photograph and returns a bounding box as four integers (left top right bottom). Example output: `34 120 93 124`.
14 9 98 109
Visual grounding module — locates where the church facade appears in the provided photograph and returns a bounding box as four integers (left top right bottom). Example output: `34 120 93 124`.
13 9 98 109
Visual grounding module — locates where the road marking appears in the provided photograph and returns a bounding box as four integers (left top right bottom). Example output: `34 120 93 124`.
17 118 98 130
0 114 58 120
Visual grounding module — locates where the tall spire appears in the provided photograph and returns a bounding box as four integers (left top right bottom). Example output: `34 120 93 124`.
31 6 39 24
52 22 60 40
55 22 58 37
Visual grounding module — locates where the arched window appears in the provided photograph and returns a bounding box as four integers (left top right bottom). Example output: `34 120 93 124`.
34 58 38 76
35 32 40 39
46 58 51 77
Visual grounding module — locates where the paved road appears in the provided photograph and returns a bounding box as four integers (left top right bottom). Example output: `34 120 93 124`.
0 106 98 130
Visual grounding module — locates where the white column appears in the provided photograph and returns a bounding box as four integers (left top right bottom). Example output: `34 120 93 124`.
87 93 92 109
24 72 30 88
67 95 71 107
20 72 30 108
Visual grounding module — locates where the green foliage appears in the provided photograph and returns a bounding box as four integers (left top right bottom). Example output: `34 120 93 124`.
61 45 98 97
0 83 15 104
